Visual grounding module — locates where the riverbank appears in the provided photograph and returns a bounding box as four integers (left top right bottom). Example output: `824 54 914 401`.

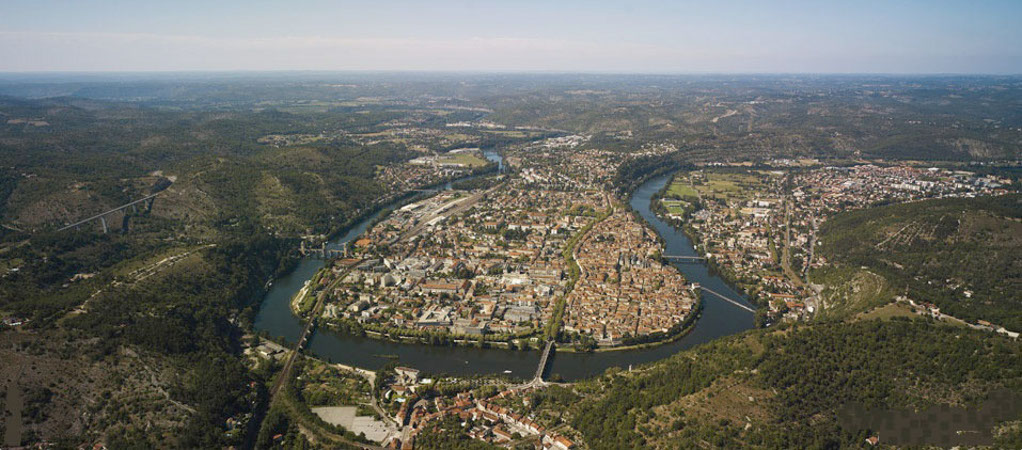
298 155 499 256
559 301 704 353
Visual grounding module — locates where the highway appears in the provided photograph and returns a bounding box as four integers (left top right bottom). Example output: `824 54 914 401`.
58 192 162 232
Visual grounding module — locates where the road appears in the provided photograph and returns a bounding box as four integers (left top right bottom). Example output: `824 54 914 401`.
278 395 385 450
780 198 805 288
573 195 614 282
804 217 817 280
334 364 399 432
266 261 394 449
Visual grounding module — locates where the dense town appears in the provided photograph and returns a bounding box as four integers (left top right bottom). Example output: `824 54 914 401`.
563 209 697 346
305 136 697 351
658 163 1014 325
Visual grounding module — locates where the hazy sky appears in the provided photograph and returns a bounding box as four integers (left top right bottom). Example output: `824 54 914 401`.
1 0 1020 73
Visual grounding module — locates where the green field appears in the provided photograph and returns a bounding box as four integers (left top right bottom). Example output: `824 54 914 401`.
667 171 771 203
438 152 490 168
665 181 699 200
660 199 691 215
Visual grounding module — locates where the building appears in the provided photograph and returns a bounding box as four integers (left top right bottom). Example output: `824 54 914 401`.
395 366 420 384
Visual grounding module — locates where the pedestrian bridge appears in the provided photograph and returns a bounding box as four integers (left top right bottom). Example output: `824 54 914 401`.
696 286 756 313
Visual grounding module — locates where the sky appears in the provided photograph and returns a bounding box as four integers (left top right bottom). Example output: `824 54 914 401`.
1 0 1020 74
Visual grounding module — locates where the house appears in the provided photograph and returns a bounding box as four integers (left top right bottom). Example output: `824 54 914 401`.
543 434 576 450
416 308 452 327
493 426 513 441
865 435 879 446
996 327 1020 339
553 435 576 450
504 305 537 323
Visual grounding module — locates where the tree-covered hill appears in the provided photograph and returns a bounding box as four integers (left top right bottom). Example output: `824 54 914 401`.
817 194 1022 330
572 318 1022 449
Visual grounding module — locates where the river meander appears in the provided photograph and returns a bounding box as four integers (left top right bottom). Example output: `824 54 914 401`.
253 162 754 381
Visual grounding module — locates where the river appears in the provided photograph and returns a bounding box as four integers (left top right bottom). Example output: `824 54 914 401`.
253 162 754 381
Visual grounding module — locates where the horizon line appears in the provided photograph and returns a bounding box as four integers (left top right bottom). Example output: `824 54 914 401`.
0 69 1020 77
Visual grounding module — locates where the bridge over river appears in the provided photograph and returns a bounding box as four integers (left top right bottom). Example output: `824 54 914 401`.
534 340 554 382
696 286 756 313
662 254 706 262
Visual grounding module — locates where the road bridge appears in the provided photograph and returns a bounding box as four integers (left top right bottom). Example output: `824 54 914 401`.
533 340 554 383
58 192 161 233
696 286 757 313
506 341 556 390
662 254 706 262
